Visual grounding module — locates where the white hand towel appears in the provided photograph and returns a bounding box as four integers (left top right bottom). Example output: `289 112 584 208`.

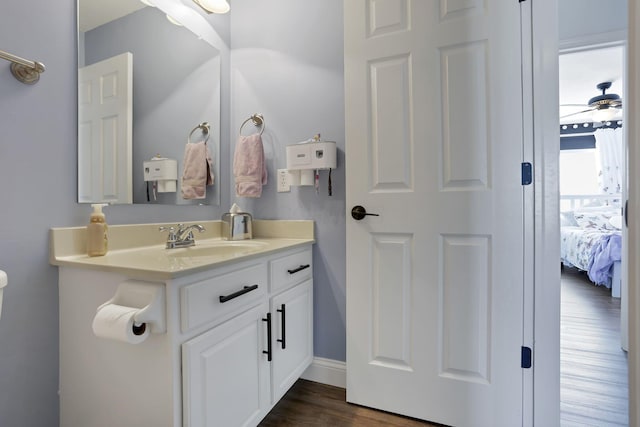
181 141 214 199
234 133 267 197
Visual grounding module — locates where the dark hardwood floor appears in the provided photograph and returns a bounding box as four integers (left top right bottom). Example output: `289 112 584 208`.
261 268 628 426
260 379 439 427
561 267 628 426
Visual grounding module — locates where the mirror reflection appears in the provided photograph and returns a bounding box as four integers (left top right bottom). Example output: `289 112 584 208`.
78 0 221 205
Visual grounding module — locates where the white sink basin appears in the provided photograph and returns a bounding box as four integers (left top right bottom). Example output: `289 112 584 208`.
167 240 269 259
0 270 7 320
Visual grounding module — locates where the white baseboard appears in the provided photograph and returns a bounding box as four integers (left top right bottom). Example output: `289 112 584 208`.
301 357 346 389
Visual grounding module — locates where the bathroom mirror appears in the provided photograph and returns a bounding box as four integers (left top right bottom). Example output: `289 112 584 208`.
78 0 222 205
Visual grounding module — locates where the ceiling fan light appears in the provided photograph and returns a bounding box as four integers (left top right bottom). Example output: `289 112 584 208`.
192 0 230 14
592 107 616 123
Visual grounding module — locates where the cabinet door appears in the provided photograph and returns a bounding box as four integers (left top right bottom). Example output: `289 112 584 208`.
270 280 313 403
182 303 270 427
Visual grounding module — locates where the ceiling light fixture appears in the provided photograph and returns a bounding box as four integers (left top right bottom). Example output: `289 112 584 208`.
592 106 617 123
166 14 183 26
192 0 230 14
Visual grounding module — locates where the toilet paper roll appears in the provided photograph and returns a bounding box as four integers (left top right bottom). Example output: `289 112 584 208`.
92 304 150 344
300 169 314 186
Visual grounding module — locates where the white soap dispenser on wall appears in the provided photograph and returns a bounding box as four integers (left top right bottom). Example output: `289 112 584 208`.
285 134 337 190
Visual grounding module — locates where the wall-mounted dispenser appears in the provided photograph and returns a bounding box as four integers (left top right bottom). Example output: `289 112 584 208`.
144 157 177 193
285 135 337 188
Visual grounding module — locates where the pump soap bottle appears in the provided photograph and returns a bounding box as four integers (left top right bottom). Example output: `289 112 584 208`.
87 203 108 257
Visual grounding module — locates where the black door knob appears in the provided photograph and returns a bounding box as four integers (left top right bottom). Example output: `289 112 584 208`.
351 205 380 220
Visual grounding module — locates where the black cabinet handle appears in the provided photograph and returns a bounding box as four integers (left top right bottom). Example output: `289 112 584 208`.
219 284 258 303
262 313 272 362
287 264 310 275
277 304 286 350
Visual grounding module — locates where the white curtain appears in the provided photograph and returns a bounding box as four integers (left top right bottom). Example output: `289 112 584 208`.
594 127 624 195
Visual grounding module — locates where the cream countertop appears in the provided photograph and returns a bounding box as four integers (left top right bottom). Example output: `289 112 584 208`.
50 220 314 280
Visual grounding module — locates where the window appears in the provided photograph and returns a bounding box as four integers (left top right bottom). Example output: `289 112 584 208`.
559 148 600 196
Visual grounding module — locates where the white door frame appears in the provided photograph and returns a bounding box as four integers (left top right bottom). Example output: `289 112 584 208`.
533 1 638 425
531 1 561 424
626 2 640 424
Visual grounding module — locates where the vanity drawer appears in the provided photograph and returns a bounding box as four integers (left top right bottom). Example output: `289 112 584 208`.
181 263 267 332
270 248 312 293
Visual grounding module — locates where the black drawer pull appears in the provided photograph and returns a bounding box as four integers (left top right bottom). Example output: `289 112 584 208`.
219 284 258 303
277 304 286 350
262 313 272 362
287 264 310 275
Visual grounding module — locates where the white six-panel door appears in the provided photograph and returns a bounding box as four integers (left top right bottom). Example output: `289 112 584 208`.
345 1 527 425
78 52 133 204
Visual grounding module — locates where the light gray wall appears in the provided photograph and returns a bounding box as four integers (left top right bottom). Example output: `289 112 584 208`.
0 0 340 425
559 0 627 41
0 2 74 425
230 0 346 361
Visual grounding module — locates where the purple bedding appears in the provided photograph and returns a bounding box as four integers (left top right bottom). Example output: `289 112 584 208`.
587 233 622 285
560 226 622 287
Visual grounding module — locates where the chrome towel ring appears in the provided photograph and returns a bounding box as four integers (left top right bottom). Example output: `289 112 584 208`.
188 122 211 144
239 113 265 136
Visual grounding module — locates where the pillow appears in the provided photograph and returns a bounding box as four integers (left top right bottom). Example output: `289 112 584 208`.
609 215 623 230
573 211 617 231
560 211 579 227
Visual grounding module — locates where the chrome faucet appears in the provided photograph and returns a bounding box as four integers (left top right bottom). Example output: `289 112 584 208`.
159 224 206 249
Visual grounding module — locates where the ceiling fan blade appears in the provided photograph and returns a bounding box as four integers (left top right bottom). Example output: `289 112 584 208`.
560 104 589 107
560 108 595 119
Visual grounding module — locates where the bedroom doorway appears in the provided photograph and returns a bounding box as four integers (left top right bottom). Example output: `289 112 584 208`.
558 42 628 426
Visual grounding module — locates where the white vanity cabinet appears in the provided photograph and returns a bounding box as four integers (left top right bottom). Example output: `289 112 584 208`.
57 243 313 427
181 246 313 427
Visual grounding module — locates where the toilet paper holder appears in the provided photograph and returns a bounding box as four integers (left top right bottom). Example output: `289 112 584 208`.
100 280 166 334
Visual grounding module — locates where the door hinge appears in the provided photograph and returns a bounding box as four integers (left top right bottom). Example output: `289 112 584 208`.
521 346 532 368
521 162 532 185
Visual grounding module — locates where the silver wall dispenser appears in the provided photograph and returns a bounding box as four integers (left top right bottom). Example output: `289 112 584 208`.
221 203 253 240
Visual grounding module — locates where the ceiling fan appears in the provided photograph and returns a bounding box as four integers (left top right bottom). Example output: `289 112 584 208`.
560 81 622 122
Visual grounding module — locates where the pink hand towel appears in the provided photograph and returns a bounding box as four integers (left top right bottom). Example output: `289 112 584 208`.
234 133 267 197
181 141 214 199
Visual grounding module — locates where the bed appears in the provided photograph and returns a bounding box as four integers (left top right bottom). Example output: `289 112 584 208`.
560 194 623 297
